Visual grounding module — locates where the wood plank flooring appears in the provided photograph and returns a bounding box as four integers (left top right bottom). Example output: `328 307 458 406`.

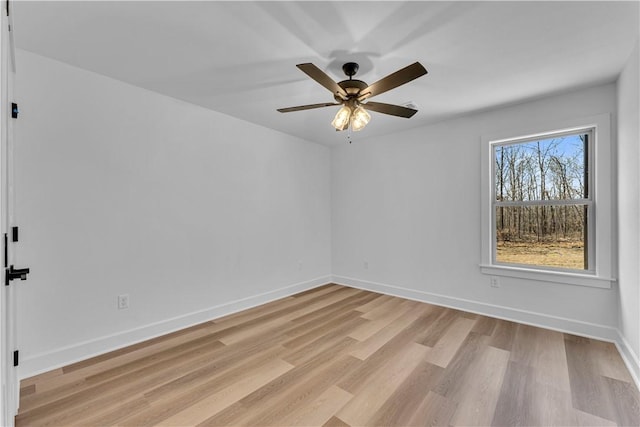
16 284 640 426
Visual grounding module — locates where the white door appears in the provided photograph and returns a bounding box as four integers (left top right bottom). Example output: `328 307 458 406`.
1 0 23 424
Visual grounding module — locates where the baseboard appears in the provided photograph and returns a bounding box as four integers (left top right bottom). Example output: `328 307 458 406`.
332 275 620 343
19 276 331 379
615 330 640 390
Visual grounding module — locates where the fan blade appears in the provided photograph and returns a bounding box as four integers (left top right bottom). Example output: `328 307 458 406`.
297 63 348 99
362 101 418 118
358 62 427 101
277 102 340 113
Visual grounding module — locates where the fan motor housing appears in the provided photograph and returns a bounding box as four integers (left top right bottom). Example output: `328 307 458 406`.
334 79 368 102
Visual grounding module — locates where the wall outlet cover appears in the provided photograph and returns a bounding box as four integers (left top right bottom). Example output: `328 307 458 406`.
118 294 130 310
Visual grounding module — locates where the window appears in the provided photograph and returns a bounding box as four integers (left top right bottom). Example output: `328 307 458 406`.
493 129 592 272
480 114 614 288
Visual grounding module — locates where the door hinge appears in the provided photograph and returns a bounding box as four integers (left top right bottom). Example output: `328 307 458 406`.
11 102 18 119
13 350 18 367
12 226 18 242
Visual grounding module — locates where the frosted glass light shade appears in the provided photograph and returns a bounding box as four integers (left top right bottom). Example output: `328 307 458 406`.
332 105 351 130
351 106 371 131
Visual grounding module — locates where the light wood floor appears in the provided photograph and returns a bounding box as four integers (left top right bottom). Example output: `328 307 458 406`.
17 284 640 426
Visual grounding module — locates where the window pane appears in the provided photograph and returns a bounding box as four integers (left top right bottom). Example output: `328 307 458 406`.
495 133 587 202
495 205 588 270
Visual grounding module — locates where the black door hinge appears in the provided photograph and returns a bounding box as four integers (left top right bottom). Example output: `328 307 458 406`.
12 226 18 242
11 102 18 119
13 350 18 367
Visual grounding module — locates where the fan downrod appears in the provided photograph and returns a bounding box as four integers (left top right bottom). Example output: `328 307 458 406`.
342 62 359 79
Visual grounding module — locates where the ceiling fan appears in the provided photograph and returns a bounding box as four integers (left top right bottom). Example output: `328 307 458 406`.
277 61 427 132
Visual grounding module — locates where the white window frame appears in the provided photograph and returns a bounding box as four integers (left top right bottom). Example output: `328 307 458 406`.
480 114 615 289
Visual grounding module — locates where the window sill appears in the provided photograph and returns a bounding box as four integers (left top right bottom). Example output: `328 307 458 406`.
479 264 615 289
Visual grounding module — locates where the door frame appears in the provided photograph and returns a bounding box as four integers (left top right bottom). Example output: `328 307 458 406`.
1 0 18 424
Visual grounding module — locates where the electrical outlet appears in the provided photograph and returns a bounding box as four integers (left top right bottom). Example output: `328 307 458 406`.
490 277 500 288
364 261 369 270
118 294 129 310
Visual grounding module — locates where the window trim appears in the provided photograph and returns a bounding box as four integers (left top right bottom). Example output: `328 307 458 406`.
480 114 615 289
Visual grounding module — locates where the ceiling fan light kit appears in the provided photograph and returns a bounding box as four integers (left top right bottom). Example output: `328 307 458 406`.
278 60 427 135
330 99 371 132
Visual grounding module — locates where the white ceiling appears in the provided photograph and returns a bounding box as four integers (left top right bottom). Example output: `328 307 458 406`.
12 1 640 146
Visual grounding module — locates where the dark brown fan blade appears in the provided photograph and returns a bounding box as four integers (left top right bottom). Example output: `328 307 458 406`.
277 102 341 113
357 62 427 101
297 63 348 99
362 101 418 118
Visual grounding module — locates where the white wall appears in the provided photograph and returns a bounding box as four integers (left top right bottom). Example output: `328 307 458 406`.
617 39 640 376
14 49 331 377
332 83 619 337
13 45 638 381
